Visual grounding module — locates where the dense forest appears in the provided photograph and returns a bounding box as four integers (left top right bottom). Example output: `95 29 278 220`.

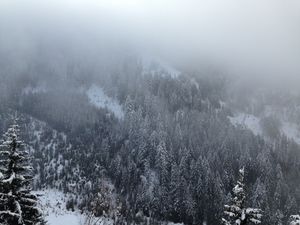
0 58 299 224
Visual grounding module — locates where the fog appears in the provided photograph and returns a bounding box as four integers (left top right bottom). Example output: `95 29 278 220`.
0 3 300 224
0 0 300 87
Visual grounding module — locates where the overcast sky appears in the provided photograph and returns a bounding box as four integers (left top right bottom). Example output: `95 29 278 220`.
0 0 299 87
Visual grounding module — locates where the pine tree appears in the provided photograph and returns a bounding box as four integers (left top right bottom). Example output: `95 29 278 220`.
290 215 300 225
222 167 262 225
0 119 44 225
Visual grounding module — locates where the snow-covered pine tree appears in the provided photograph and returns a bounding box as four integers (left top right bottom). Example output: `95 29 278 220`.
0 119 44 225
290 215 300 225
222 167 262 225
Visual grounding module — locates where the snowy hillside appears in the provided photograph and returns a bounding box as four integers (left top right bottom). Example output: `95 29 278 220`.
36 190 116 225
142 55 180 78
229 113 262 136
35 190 184 225
86 85 124 119
35 190 84 225
229 112 300 144
281 121 300 144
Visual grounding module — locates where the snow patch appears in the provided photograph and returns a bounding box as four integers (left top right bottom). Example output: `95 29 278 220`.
22 84 47 95
229 112 300 144
190 78 199 89
229 113 262 136
35 189 183 225
86 85 124 119
35 189 84 225
281 122 300 144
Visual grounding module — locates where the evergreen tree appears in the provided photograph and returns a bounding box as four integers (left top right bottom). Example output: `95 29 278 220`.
0 120 44 225
222 167 262 225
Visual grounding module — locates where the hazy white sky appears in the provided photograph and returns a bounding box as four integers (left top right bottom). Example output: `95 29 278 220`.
0 0 299 85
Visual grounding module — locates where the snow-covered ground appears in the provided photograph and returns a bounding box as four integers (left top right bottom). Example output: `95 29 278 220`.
86 85 124 119
35 190 84 225
229 112 300 144
281 121 300 144
229 113 262 136
35 189 184 225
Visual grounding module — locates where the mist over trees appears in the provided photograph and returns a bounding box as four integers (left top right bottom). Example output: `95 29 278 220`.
0 59 299 224
0 1 299 224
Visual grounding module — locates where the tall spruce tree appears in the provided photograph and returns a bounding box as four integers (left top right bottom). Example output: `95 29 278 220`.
222 167 262 225
0 119 44 225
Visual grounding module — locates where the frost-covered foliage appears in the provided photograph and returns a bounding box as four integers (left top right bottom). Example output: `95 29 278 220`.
222 168 262 225
83 181 123 225
290 215 300 225
0 120 44 225
0 63 299 225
